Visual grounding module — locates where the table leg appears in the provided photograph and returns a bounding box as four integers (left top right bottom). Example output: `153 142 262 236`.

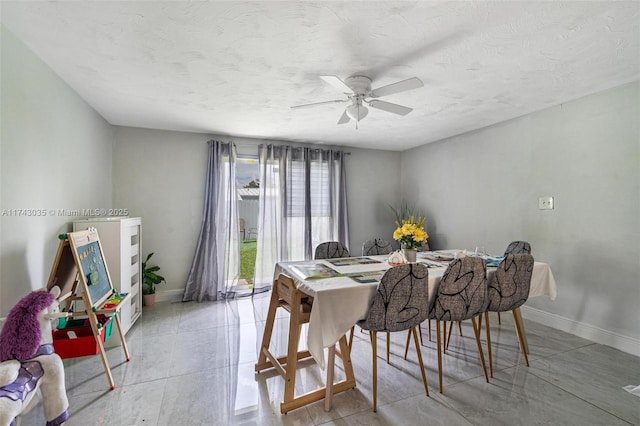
325 344 336 411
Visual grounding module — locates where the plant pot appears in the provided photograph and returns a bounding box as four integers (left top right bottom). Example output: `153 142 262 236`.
143 293 156 306
403 248 417 263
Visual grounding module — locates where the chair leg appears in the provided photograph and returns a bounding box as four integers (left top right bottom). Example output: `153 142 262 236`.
428 319 432 341
513 308 530 354
445 321 454 351
386 331 390 364
371 331 378 412
412 327 429 396
512 308 530 367
484 311 494 378
471 317 489 383
442 321 448 354
404 329 411 360
458 320 463 336
418 323 424 346
436 321 443 393
497 311 502 325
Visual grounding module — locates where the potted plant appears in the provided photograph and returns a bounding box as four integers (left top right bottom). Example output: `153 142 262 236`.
390 202 428 263
142 252 165 306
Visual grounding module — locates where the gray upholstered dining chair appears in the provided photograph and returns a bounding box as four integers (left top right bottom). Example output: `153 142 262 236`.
428 257 489 393
314 241 350 259
416 240 431 251
504 240 531 255
357 263 430 412
498 241 531 324
484 253 534 377
314 241 356 348
362 238 394 256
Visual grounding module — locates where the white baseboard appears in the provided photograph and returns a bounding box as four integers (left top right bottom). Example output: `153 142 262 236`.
521 306 640 357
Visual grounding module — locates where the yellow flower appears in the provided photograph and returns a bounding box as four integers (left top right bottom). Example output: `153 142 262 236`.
393 216 428 249
414 228 428 242
393 228 403 240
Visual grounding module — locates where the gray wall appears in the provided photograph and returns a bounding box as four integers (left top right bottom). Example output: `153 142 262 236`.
0 26 113 315
346 147 402 253
112 129 401 299
400 81 640 353
112 127 208 300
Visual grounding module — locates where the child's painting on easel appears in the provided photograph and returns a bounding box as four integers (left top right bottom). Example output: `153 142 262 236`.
74 239 111 307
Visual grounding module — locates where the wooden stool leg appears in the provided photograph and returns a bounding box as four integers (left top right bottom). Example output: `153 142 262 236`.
348 325 355 348
255 283 279 371
283 292 303 404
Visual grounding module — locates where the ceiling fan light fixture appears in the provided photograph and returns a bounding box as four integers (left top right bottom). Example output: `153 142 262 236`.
346 103 368 122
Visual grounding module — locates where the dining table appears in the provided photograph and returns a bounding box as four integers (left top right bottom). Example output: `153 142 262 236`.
258 250 557 412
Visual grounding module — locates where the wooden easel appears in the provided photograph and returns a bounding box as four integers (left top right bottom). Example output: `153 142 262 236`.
47 229 131 390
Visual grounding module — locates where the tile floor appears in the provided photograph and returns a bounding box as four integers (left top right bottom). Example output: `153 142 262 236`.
23 295 640 425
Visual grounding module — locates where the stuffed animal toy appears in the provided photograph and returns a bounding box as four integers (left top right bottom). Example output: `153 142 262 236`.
388 250 408 266
0 287 69 426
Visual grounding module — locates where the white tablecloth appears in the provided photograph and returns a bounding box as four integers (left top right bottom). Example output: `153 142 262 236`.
274 251 556 369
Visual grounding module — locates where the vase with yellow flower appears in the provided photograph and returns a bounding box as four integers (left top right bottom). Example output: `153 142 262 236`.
393 215 428 263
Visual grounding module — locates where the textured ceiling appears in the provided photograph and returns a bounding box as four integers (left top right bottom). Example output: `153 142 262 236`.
2 1 639 151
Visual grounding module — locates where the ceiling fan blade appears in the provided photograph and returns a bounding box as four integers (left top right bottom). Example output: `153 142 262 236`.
291 99 347 109
370 77 424 98
320 75 353 94
368 100 413 116
337 109 350 124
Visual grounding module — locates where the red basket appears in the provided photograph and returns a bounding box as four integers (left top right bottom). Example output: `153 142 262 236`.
52 318 112 359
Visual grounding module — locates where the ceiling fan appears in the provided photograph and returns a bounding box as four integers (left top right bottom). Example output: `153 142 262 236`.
291 75 424 125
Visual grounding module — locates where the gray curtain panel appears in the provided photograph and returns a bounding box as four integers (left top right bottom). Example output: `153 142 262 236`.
183 140 240 302
253 145 349 290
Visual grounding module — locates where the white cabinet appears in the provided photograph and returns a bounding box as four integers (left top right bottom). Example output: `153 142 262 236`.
73 217 142 341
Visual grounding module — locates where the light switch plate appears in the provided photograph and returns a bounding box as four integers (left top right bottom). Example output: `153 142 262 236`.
538 196 554 210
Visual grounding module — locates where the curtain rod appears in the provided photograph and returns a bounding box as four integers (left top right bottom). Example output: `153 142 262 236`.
232 141 351 155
